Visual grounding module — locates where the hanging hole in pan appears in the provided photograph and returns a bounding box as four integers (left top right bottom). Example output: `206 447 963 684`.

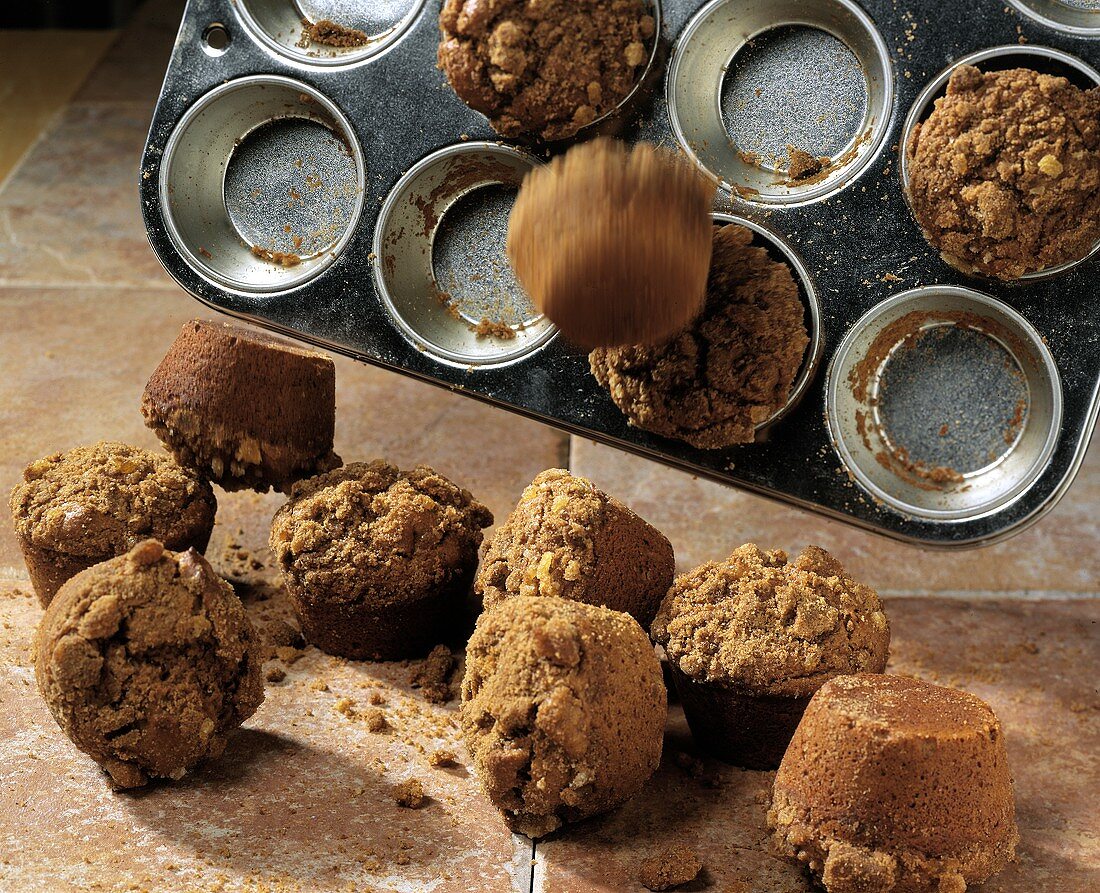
668 0 893 206
202 22 231 56
900 44 1100 283
234 0 427 66
373 142 557 369
160 76 365 293
1006 0 1100 37
826 286 1062 522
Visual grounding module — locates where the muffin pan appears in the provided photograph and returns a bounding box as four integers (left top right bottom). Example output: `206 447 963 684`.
141 0 1100 548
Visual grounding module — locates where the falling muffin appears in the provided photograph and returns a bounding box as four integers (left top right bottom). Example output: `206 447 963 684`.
906 65 1100 280
35 540 264 789
142 319 341 493
769 674 1019 893
437 0 656 141
462 596 665 838
269 461 493 660
9 441 216 607
651 544 889 769
475 469 674 629
590 223 809 449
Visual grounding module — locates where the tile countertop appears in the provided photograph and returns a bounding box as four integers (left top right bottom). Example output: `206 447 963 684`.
1 2 1098 891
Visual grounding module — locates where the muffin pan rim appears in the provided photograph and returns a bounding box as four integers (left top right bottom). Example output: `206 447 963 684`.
157 73 367 295
140 0 1100 549
371 140 560 370
666 0 896 207
1004 0 1100 37
230 0 431 69
898 43 1100 284
825 285 1064 522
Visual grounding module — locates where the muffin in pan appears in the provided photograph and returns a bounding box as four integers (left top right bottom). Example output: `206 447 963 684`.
270 461 493 660
9 441 216 606
769 674 1019 893
438 0 656 141
475 468 674 629
651 543 889 768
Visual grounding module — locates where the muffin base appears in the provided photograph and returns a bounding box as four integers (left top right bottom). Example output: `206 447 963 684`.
287 573 474 661
16 526 214 608
669 665 809 769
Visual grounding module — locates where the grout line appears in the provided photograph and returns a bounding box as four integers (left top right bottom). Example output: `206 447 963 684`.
880 589 1100 601
529 837 538 893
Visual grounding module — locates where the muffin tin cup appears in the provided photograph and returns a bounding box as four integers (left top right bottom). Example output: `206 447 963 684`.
668 0 894 206
826 286 1063 522
668 665 809 770
712 214 824 435
159 75 366 294
232 0 428 67
900 44 1100 284
372 142 557 369
1005 0 1100 37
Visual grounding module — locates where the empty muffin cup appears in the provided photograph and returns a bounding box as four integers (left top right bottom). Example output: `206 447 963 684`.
713 214 824 433
373 142 557 368
233 0 427 65
668 0 893 205
826 286 1062 522
900 45 1100 282
159 76 365 293
1005 0 1100 36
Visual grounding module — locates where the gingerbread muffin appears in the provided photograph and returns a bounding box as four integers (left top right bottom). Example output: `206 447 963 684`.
906 64 1100 280
35 540 264 789
590 223 809 449
270 461 493 660
769 674 1019 893
142 319 341 493
462 596 666 838
438 0 656 141
9 441 216 607
651 544 889 769
475 469 674 629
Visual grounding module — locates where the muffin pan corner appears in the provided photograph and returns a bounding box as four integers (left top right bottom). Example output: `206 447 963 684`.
141 0 1100 548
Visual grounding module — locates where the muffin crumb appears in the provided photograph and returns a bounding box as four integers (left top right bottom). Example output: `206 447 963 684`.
411 645 456 704
639 845 704 891
393 778 426 808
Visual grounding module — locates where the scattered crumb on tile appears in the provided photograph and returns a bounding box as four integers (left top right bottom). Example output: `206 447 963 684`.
638 844 703 891
393 778 426 809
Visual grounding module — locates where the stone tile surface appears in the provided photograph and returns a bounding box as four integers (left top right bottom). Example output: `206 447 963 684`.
569 439 1100 594
534 596 1100 893
0 287 568 578
0 582 529 892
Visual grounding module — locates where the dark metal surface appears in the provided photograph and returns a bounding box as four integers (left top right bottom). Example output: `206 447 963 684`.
139 0 1100 548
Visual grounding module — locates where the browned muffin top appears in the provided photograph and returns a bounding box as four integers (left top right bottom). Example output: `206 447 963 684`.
652 544 889 696
10 441 215 559
590 224 809 449
438 0 655 141
270 461 493 608
907 65 1100 280
34 540 264 788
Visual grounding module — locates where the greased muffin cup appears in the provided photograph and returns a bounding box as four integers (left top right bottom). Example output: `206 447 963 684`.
270 461 492 661
9 442 217 607
652 544 889 770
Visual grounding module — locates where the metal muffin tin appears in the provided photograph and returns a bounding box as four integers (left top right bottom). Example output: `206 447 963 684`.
141 0 1100 548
